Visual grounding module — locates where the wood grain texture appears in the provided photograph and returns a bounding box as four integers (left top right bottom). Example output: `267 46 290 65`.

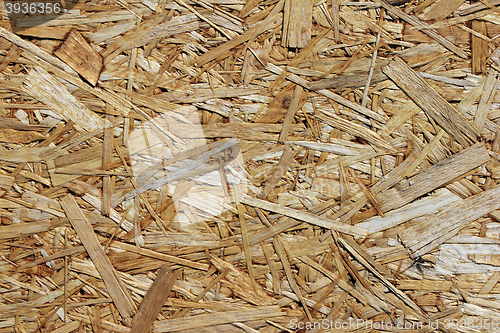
383 57 479 147
399 184 500 258
54 28 103 86
23 67 112 132
282 0 313 48
131 267 178 333
472 20 489 74
420 0 466 21
60 195 136 324
376 143 489 212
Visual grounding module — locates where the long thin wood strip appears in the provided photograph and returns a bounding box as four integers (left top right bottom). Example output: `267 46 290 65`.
110 240 209 271
260 145 296 199
278 85 304 143
374 0 468 58
0 274 47 295
59 195 136 325
316 109 395 152
399 184 500 258
239 0 261 17
422 0 467 21
479 272 500 294
471 20 489 74
264 63 388 124
89 306 103 333
273 236 312 321
21 246 86 269
337 236 425 318
376 142 489 212
402 129 446 178
0 45 22 72
153 306 284 332
282 0 313 48
457 0 500 15
331 0 340 41
130 267 179 333
237 202 257 292
474 71 498 132
102 112 114 217
355 188 461 234
349 168 385 218
361 31 381 108
241 195 368 238
382 57 479 147
298 255 390 313
261 243 281 293
54 168 131 177
0 221 51 241
195 24 259 67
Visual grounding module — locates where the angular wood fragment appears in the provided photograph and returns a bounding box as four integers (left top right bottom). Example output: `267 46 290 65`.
54 28 103 86
131 267 178 333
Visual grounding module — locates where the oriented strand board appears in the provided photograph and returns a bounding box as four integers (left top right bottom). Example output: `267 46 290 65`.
2 1 500 332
